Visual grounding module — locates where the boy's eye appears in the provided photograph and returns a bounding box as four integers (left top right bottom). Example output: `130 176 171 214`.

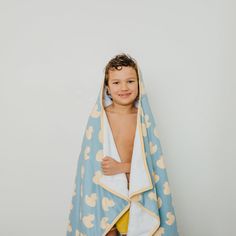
112 81 135 84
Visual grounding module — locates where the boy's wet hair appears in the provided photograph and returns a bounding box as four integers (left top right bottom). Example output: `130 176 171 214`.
104 53 139 86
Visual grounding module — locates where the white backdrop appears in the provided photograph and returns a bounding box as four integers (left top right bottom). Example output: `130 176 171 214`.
0 1 235 236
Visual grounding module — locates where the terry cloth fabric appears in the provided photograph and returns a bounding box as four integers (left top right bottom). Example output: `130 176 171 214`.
66 65 179 236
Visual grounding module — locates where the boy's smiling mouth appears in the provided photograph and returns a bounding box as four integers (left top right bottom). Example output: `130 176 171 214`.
118 93 132 97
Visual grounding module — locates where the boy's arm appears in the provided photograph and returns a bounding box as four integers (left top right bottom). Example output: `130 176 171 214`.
118 162 131 174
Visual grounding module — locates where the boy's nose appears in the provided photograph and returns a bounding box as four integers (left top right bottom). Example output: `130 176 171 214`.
121 83 128 90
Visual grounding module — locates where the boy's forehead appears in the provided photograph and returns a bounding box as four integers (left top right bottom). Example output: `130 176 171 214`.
108 66 138 80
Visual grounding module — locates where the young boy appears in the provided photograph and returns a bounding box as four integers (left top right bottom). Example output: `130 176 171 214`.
101 54 139 236
67 53 179 236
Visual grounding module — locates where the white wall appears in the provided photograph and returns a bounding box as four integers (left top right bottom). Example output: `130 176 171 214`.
0 0 235 235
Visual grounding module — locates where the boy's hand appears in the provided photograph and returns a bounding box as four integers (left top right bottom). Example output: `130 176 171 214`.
101 156 121 175
101 156 131 176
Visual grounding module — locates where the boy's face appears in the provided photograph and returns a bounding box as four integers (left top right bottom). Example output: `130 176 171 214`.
107 66 139 106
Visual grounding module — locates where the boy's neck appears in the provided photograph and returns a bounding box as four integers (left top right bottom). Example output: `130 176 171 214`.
108 102 137 114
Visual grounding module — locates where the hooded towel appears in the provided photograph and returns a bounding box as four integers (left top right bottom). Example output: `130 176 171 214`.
66 64 179 236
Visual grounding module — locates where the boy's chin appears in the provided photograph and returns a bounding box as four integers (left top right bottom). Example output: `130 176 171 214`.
113 98 136 106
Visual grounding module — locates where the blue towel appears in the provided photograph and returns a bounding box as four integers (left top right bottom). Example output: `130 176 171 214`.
66 65 179 236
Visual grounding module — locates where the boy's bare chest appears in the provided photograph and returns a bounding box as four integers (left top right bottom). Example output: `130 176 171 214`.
106 113 137 163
